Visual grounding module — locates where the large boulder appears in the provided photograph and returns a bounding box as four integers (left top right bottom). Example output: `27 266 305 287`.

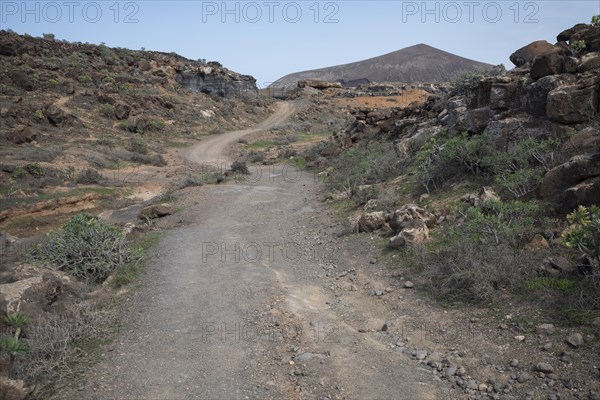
547 79 599 124
8 70 34 91
557 23 589 42
389 204 434 233
510 40 557 67
521 74 574 118
461 187 500 207
530 52 565 79
561 127 600 155
114 102 131 120
540 153 600 212
465 107 490 133
389 220 429 248
44 105 71 127
578 52 600 73
139 203 174 219
358 211 387 233
126 114 149 133
9 126 38 144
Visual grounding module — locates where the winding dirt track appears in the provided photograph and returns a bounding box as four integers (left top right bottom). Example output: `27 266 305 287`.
72 103 457 400
186 102 298 166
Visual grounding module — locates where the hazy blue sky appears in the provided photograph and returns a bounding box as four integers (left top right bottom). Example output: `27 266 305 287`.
2 1 599 86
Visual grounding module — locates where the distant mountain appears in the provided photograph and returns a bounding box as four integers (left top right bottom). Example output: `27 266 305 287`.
271 44 493 88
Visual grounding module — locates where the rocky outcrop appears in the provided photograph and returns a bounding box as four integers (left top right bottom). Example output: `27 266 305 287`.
546 77 599 124
175 65 257 98
298 80 342 90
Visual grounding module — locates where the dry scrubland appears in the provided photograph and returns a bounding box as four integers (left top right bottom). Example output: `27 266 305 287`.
1 18 600 400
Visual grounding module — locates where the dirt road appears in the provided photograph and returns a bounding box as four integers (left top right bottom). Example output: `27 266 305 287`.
73 103 459 399
186 102 298 167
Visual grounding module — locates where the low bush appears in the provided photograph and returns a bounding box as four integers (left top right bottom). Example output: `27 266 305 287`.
130 153 166 167
75 168 103 184
326 142 401 196
27 214 140 283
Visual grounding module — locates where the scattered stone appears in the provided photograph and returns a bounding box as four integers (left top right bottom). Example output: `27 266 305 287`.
445 367 457 377
509 359 520 368
536 362 554 373
562 377 574 389
382 321 394 332
499 323 509 330
542 342 553 351
559 352 572 363
526 235 550 251
369 289 384 297
517 372 531 383
537 324 556 335
403 281 414 289
515 335 525 342
415 350 428 360
565 332 584 348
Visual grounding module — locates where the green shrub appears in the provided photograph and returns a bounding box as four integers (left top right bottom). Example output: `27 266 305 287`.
230 160 250 175
0 336 28 359
130 153 166 167
78 75 93 85
128 137 148 154
421 238 541 303
562 205 600 268
327 142 401 195
27 214 140 283
25 163 44 178
76 168 103 184
462 200 540 246
99 104 115 118
33 110 45 121
147 119 165 131
414 133 494 192
593 15 600 26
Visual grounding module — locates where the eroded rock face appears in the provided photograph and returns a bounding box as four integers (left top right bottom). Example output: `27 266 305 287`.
547 78 599 124
175 65 257 98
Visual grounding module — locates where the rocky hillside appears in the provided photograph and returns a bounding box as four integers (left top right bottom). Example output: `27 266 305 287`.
285 19 600 399
301 20 600 323
271 44 493 88
0 30 272 216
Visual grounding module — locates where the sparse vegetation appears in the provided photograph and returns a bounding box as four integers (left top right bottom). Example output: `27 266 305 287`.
75 168 103 184
27 214 141 283
563 205 600 269
326 142 401 199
